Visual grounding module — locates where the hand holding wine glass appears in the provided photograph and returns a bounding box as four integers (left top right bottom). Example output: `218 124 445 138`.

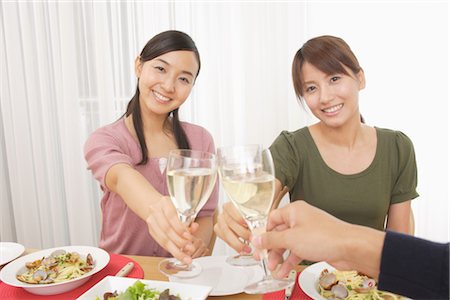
146 194 197 262
217 144 294 294
158 149 217 278
214 201 259 266
214 187 288 259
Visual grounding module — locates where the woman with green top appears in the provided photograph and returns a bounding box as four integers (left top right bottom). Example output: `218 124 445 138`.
214 35 418 254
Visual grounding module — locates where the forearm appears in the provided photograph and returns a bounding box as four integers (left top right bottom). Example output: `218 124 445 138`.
106 163 162 221
344 224 385 280
378 231 450 299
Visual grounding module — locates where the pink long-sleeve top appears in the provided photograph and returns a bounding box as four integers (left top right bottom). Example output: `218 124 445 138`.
84 118 218 256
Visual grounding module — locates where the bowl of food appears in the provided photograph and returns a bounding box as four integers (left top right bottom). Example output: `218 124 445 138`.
299 261 406 300
0 245 109 295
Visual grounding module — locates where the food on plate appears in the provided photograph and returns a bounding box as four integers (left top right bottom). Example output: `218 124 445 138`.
318 268 403 299
16 249 94 284
100 280 181 300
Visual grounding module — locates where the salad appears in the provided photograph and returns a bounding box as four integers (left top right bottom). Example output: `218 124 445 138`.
99 280 181 300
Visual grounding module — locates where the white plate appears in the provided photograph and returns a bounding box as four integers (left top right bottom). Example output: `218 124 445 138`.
0 245 109 295
0 242 25 265
299 261 410 300
298 261 334 300
169 255 264 296
77 276 212 300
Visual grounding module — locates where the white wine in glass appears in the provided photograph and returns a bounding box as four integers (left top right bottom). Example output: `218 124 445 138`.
158 149 217 278
218 145 294 294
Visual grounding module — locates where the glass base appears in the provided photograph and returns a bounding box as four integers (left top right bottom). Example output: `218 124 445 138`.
158 258 202 278
244 277 294 294
226 253 260 267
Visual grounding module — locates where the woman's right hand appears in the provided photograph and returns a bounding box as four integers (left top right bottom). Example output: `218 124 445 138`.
106 164 196 262
214 202 252 254
146 196 195 264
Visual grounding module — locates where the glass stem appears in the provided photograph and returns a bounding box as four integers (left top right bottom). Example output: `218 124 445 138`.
260 249 272 280
179 213 195 226
247 218 272 280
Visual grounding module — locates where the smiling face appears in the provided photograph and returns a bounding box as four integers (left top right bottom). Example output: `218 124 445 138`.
301 61 365 128
135 50 199 118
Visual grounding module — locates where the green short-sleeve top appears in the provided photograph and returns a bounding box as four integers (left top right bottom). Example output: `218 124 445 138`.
269 127 419 230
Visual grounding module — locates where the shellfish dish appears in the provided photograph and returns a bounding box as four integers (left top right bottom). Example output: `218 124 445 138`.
16 249 94 284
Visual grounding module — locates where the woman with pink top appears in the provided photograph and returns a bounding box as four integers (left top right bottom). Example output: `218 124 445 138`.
84 30 218 264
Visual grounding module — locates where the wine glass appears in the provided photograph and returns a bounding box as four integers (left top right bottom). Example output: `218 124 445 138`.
217 145 294 294
158 149 217 278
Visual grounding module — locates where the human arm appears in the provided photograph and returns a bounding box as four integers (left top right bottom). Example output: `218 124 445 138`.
379 231 449 299
251 201 385 279
106 163 194 263
386 200 413 234
387 131 418 234
84 127 194 262
253 201 450 300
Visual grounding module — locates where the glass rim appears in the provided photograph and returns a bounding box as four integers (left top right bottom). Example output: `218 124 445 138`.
217 144 262 153
168 149 216 160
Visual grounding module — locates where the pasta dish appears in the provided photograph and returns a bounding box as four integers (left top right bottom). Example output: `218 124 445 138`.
318 268 403 300
16 249 94 284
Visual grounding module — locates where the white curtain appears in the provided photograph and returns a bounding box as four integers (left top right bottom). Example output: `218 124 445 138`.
1 1 448 255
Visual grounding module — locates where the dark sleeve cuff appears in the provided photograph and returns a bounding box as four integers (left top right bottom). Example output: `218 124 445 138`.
379 231 449 299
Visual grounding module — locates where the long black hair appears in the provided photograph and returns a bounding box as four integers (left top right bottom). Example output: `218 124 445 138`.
124 30 201 165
